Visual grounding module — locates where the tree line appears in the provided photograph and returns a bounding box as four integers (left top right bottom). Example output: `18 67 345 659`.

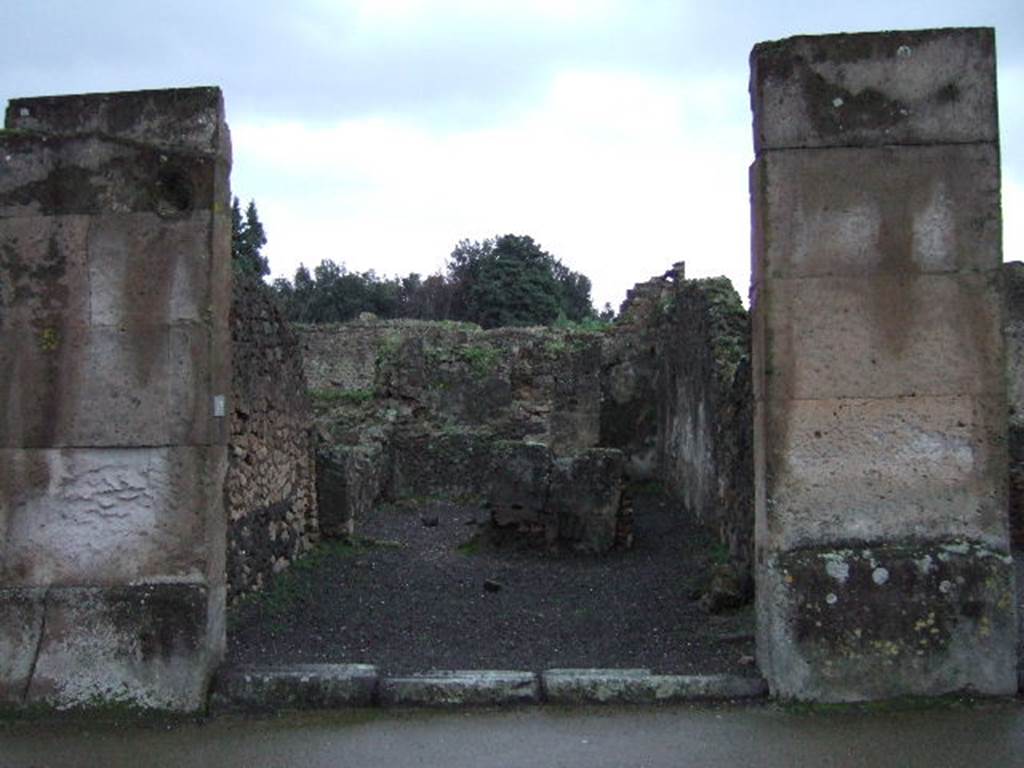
232 198 613 328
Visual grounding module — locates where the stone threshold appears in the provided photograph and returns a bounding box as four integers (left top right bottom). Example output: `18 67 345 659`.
209 664 768 712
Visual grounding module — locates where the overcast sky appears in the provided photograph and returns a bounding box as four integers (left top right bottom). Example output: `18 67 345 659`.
2 1 1021 310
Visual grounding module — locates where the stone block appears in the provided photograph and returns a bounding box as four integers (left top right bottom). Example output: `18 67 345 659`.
750 143 1001 284
0 323 221 448
209 208 233 334
750 28 997 152
541 669 767 704
169 325 215 445
0 447 224 586
1005 263 1024 426
387 430 491 501
87 212 216 326
210 664 378 711
758 272 1003 402
65 326 174 444
757 541 1018 701
5 584 221 711
0 214 91 332
0 588 46 705
6 87 228 158
316 443 383 538
548 449 624 553
378 670 539 707
0 134 219 218
487 441 552 530
755 393 1007 552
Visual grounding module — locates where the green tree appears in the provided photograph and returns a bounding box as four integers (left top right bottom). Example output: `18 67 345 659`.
267 232 595 327
231 197 269 277
446 234 593 328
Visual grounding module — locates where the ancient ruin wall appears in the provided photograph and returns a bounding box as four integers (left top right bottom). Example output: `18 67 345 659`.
605 267 754 597
657 279 753 588
303 320 603 455
0 88 231 711
302 317 404 392
302 272 754 572
599 274 667 480
751 28 1016 701
301 320 622 552
226 274 319 602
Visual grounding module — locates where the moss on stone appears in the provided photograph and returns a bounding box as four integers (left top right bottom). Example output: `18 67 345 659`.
459 344 500 376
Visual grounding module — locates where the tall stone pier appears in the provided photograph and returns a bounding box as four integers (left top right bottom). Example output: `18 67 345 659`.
0 89 231 710
750 29 1017 700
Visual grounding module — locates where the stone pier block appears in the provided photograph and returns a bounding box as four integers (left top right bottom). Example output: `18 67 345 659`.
549 449 624 553
750 28 998 152
0 447 226 587
1 584 224 711
315 443 384 539
751 144 1001 283
0 87 230 712
755 272 1003 402
755 394 1008 552
750 29 1015 701
757 542 1017 701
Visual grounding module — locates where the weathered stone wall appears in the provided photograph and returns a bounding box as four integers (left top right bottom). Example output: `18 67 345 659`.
751 28 1016 701
0 88 231 711
302 320 623 552
1006 262 1024 547
303 273 753 566
604 266 754 599
302 318 412 392
226 274 319 602
304 320 603 456
657 279 753 593
386 431 624 553
599 270 671 480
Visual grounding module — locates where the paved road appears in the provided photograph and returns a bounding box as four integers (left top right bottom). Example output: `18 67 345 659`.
2 700 1022 768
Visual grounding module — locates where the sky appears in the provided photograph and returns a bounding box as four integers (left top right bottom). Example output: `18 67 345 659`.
1 1 1021 311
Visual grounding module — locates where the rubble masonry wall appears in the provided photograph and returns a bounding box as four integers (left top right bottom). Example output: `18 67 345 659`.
226 274 319 602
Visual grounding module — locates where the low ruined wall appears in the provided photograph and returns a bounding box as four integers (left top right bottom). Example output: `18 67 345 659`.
300 318 437 392
389 432 625 552
301 320 603 456
226 274 319 601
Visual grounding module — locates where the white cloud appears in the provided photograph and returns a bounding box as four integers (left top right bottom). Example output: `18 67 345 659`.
234 66 754 309
344 0 615 22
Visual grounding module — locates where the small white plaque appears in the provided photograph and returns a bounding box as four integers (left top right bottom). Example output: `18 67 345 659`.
213 394 226 417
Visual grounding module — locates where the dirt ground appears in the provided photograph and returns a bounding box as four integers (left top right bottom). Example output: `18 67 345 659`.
227 487 758 675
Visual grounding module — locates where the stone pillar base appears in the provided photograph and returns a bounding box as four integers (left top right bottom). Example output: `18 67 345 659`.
757 540 1018 701
0 584 224 712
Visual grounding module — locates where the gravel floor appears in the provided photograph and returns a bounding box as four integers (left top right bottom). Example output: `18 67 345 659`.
227 487 757 675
